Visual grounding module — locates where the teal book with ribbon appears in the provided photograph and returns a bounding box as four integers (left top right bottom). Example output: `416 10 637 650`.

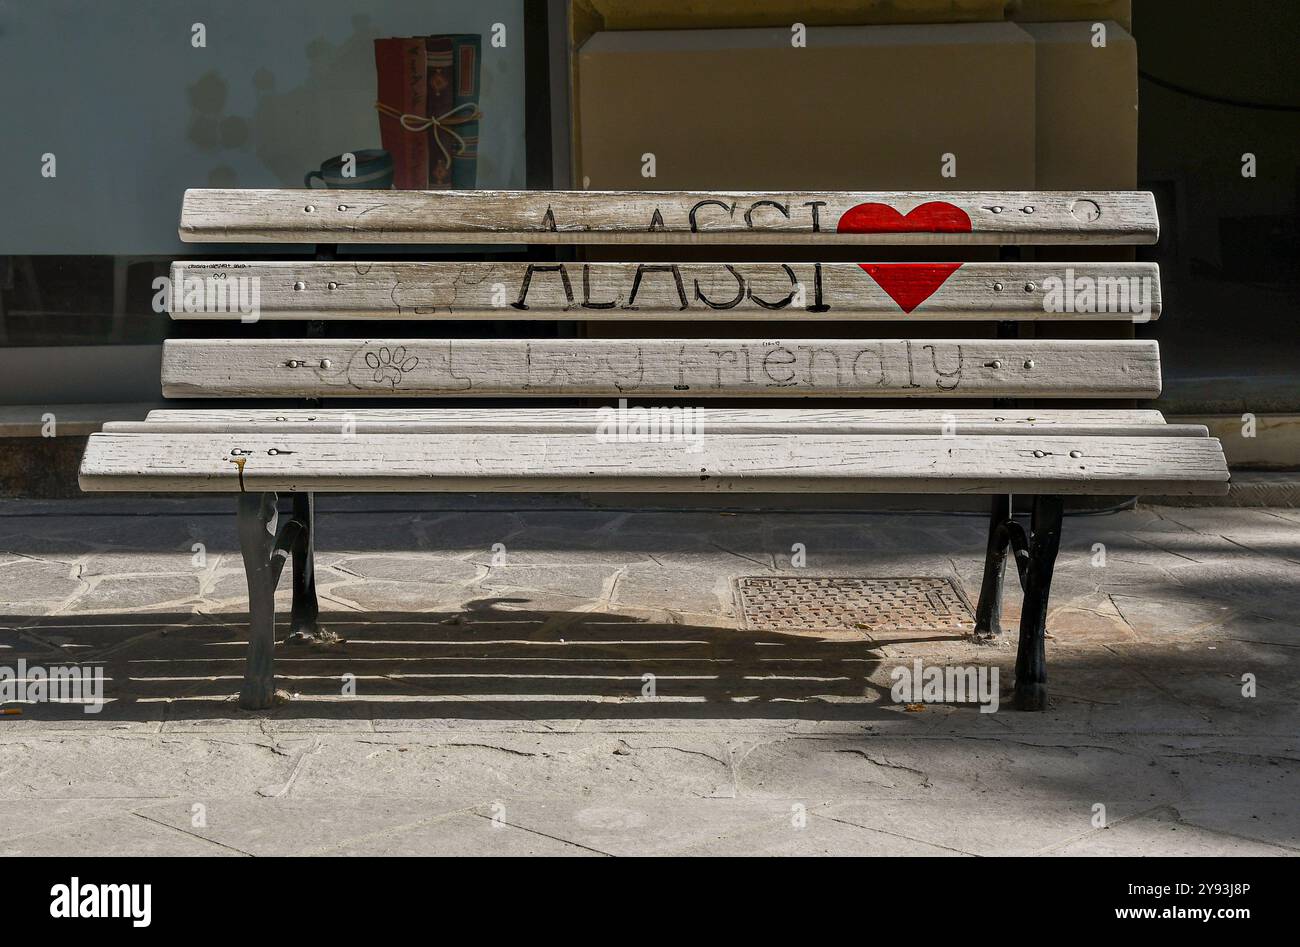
425 34 482 190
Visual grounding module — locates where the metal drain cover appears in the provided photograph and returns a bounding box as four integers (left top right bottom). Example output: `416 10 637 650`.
735 576 973 634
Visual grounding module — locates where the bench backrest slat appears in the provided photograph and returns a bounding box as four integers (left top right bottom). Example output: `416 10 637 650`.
168 261 1161 322
180 189 1159 245
160 338 1161 400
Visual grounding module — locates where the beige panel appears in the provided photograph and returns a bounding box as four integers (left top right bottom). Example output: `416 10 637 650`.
1023 20 1137 190
1177 414 1300 469
1009 1 1131 32
575 24 1036 191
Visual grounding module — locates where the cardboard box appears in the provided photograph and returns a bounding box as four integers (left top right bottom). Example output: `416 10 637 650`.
1022 20 1137 189
575 23 1036 190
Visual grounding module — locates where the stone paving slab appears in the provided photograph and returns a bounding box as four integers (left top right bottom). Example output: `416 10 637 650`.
821 800 1139 857
487 798 798 857
322 811 603 857
675 810 964 857
1049 807 1296 857
132 798 478 857
2 813 237 857
0 501 1297 855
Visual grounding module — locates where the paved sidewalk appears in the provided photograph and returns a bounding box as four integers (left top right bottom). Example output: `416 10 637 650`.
1 498 1297 856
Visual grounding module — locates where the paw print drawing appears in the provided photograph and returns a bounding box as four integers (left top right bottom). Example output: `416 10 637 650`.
365 346 419 388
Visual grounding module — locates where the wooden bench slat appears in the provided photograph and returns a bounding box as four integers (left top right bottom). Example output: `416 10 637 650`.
144 407 1170 425
106 420 1208 438
79 432 1229 496
112 408 1202 438
169 261 1161 321
160 338 1162 399
179 189 1160 245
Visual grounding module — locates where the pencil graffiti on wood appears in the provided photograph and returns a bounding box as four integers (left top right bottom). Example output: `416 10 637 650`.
180 189 1162 245
170 260 1162 321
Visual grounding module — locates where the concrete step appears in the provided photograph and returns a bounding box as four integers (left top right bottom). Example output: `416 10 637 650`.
1147 471 1300 508
0 402 162 437
1170 413 1300 469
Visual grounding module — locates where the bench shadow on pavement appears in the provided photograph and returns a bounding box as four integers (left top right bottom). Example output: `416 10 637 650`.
3 598 967 723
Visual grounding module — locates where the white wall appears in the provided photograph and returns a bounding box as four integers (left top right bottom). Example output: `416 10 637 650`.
0 0 527 254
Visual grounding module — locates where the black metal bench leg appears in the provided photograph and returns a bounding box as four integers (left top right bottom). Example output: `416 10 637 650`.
290 492 320 638
238 492 279 710
1013 495 1064 711
973 493 1012 639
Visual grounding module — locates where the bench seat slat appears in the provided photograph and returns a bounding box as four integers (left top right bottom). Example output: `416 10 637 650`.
161 338 1162 399
131 407 1192 437
144 407 1171 425
79 432 1229 496
107 412 1206 439
106 421 1209 437
169 261 1161 321
180 189 1159 245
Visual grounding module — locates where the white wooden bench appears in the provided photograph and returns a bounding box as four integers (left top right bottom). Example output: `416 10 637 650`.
79 189 1230 711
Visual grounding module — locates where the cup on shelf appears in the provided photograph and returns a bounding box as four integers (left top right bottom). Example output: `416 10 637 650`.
304 149 394 189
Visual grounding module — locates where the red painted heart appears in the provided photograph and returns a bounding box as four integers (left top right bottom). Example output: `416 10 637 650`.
857 263 963 313
836 200 972 235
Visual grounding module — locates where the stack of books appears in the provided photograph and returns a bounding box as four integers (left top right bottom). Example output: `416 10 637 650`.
374 34 482 189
